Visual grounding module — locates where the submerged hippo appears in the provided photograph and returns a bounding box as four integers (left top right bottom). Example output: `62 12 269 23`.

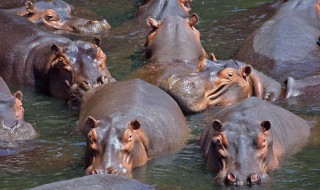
235 0 320 81
31 174 154 190
0 77 37 143
6 0 110 35
133 14 207 85
160 58 320 113
78 79 189 175
0 10 112 99
136 0 191 21
200 97 310 186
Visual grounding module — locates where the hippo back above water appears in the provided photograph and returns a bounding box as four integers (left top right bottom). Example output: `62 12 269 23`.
200 97 310 186
78 79 189 175
0 10 112 99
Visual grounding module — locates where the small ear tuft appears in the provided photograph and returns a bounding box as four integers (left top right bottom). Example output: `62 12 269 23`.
212 119 223 132
242 65 252 77
50 44 60 55
129 120 141 130
189 13 199 27
92 37 101 47
13 91 23 101
260 121 271 132
86 116 98 129
25 1 36 13
148 17 159 28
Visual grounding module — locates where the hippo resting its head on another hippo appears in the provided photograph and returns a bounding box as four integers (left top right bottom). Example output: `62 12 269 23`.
78 79 189 175
6 0 110 35
160 58 320 113
133 14 207 85
136 0 191 21
0 10 113 99
0 77 37 143
235 0 320 81
200 97 310 186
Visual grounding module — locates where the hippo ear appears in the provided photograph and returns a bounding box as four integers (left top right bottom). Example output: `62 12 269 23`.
189 13 199 27
25 1 36 14
86 116 98 129
92 37 101 47
148 17 160 28
209 53 217 62
241 65 252 77
260 121 271 132
246 65 264 99
129 120 141 130
212 119 223 132
13 91 23 101
50 44 61 55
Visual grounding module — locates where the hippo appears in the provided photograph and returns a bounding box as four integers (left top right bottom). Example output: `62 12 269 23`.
30 174 154 190
132 14 207 85
200 97 310 186
160 58 320 113
0 77 37 143
5 1 110 35
136 0 191 21
77 79 189 175
0 10 112 99
235 0 320 81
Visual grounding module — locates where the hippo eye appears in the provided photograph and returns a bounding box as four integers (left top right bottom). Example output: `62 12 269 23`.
212 136 227 158
128 134 133 142
45 15 55 21
227 73 234 78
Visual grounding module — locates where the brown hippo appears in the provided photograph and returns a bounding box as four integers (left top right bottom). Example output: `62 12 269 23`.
31 174 154 190
235 0 320 81
0 10 112 99
160 58 320 113
132 14 207 85
0 77 37 143
78 79 189 175
136 0 191 21
5 1 110 35
200 97 310 186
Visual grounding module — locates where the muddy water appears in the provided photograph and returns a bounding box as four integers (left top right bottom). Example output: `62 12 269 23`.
1 0 320 189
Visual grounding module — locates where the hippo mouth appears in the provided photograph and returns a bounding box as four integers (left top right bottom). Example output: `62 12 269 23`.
206 83 229 105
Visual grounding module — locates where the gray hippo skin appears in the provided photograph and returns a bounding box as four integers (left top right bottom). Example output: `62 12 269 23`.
0 10 112 99
200 97 310 186
5 0 110 35
30 174 154 190
78 79 189 175
134 14 207 86
0 77 37 143
235 0 320 81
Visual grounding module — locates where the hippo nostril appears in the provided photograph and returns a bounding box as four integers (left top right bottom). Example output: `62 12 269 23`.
227 173 237 183
248 173 261 185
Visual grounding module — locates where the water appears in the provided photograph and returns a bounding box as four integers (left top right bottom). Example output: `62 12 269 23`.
1 0 320 189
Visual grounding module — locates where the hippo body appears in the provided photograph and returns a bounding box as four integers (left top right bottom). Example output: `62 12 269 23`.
78 79 189 175
235 0 320 81
0 10 111 99
133 14 206 85
31 174 154 190
0 77 37 143
200 97 310 185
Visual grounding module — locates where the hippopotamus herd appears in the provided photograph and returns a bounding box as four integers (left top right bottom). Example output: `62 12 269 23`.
0 0 318 189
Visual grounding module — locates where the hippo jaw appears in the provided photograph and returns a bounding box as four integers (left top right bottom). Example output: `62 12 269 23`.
84 117 149 176
205 120 278 186
0 119 37 141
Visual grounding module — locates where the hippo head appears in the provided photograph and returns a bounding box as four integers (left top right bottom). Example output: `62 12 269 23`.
17 1 110 35
84 116 149 176
145 14 207 63
0 91 37 142
160 60 263 113
202 119 278 186
46 37 111 99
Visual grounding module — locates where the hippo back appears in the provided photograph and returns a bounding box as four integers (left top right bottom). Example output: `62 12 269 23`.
78 79 189 157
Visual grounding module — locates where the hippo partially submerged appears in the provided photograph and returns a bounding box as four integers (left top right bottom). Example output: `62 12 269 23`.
235 0 320 81
160 59 320 113
0 77 37 143
6 0 110 35
0 10 112 99
200 97 310 186
77 79 189 175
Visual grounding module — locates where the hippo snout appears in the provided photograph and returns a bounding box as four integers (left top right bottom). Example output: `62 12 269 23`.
224 172 268 186
87 167 127 176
